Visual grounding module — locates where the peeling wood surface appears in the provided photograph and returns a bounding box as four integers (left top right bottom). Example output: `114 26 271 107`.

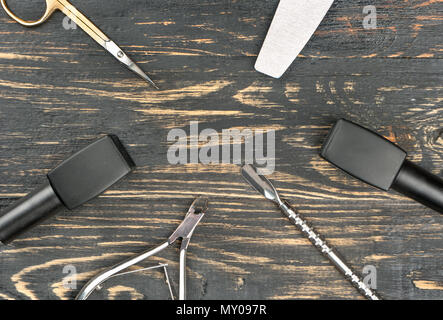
0 0 442 300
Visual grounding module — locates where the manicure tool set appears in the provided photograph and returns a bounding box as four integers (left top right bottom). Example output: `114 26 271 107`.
0 1 441 300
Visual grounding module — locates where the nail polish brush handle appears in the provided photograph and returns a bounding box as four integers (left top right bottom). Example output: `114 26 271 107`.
0 135 136 244
321 119 443 214
392 160 443 214
0 182 63 244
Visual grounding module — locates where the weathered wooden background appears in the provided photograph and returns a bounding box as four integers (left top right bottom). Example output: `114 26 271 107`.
0 0 441 300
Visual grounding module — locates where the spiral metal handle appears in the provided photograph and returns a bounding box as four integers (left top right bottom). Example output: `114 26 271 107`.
279 201 380 300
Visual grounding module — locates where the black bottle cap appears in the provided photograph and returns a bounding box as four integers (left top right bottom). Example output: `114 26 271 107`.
321 119 443 214
48 135 136 209
0 134 136 244
321 119 406 191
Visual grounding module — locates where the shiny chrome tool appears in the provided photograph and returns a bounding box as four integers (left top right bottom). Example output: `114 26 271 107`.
76 197 208 300
241 164 380 300
1 0 158 88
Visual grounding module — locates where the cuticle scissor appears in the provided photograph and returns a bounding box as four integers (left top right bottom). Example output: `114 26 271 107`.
75 196 208 300
0 0 158 88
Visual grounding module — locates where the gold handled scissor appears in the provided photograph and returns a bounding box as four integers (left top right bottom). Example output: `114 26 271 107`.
1 0 158 88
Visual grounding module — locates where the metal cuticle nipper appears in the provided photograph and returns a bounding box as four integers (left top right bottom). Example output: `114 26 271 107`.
76 196 208 300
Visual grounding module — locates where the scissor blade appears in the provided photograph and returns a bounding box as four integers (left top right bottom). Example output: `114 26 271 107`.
255 0 334 78
104 40 159 89
130 62 159 89
56 2 157 87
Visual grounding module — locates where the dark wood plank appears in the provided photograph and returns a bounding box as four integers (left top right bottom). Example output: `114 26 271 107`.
0 0 442 300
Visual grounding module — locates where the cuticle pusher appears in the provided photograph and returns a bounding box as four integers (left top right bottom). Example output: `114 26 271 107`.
241 164 381 300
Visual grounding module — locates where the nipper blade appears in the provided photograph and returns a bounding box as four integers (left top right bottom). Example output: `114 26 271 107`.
168 197 208 245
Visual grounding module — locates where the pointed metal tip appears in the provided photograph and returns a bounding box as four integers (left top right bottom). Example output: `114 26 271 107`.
241 164 280 204
104 40 160 89
142 74 159 89
127 61 159 89
142 75 159 90
191 196 209 214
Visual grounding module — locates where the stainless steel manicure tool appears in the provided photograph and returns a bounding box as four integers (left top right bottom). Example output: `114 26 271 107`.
1 0 158 88
76 197 208 300
241 164 380 300
92 263 175 300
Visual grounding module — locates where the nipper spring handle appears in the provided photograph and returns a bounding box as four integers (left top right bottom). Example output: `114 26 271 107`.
75 241 169 300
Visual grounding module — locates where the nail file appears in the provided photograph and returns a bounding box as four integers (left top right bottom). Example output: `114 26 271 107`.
255 0 334 78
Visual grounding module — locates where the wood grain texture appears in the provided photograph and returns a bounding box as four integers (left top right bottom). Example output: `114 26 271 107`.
0 0 442 300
